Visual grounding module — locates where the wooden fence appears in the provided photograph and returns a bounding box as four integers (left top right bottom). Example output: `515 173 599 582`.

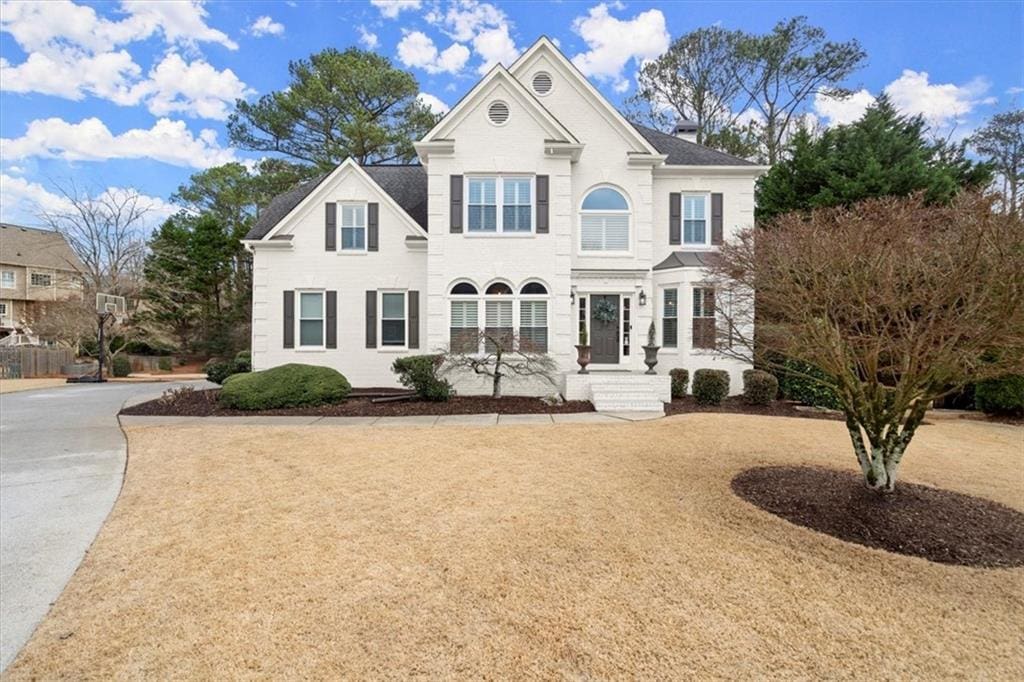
0 347 75 378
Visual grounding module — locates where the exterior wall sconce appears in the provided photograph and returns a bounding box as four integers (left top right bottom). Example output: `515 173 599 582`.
638 290 647 306
570 289 576 305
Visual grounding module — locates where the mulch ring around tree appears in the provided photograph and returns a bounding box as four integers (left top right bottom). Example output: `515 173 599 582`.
120 387 595 417
665 396 843 420
731 465 1024 568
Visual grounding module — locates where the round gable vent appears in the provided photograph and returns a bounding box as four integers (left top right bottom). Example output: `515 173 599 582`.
532 72 553 95
488 101 510 126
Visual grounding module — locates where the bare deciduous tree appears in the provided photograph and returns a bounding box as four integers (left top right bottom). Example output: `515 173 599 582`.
20 300 95 353
970 109 1024 216
441 330 559 399
707 193 1024 492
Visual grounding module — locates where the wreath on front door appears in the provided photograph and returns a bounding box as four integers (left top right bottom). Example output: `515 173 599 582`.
592 298 618 324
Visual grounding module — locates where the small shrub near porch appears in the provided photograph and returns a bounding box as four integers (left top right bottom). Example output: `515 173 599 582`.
669 368 689 398
219 363 351 410
693 369 730 406
743 370 778 405
392 354 453 402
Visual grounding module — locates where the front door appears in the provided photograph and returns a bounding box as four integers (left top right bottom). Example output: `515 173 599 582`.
590 294 620 364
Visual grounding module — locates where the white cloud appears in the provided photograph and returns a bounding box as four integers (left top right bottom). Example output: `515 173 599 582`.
1 117 238 169
0 0 238 53
428 1 520 73
1007 86 1024 95
571 3 670 93
132 53 253 120
248 15 284 37
813 89 876 126
813 70 996 131
358 25 379 50
397 31 470 75
417 92 449 114
0 50 141 102
0 174 177 226
371 0 422 19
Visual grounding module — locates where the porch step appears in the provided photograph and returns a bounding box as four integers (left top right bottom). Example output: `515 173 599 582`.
590 388 665 413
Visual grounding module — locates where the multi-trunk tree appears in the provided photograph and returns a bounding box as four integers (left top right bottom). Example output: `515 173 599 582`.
707 193 1024 492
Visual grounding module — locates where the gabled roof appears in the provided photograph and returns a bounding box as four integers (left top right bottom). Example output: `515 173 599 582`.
0 223 84 271
631 124 758 167
244 163 428 241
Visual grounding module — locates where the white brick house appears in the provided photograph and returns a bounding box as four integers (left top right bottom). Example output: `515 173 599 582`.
243 38 767 407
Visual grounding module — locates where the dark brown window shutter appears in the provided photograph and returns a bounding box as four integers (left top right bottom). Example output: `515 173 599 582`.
450 175 463 233
408 290 420 349
711 193 723 245
536 175 549 233
669 192 681 245
326 291 337 349
365 290 377 348
283 290 295 348
367 203 379 251
325 203 336 251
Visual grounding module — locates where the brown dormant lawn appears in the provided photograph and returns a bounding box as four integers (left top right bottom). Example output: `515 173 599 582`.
7 415 1022 679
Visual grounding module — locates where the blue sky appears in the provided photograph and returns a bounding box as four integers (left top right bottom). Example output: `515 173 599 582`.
2 0 1021 228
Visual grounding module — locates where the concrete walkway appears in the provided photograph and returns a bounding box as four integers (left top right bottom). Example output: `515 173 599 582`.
0 380 213 671
118 411 665 427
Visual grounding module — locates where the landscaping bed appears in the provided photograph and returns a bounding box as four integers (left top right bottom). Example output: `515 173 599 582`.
732 466 1024 568
120 386 594 417
665 395 842 420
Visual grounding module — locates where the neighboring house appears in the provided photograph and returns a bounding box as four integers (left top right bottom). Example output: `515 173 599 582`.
243 38 767 408
0 223 85 337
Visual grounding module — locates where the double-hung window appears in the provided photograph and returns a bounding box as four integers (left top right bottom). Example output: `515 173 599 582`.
467 177 532 233
340 203 366 251
1 271 14 288
299 292 324 347
580 187 630 252
684 195 707 245
692 287 716 349
662 288 678 348
381 292 406 347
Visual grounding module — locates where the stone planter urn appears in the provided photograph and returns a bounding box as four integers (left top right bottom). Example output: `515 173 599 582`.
642 345 660 375
575 344 592 374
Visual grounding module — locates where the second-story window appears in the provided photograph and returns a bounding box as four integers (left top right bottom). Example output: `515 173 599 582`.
467 177 532 233
684 195 708 245
1 271 14 288
340 203 366 251
580 186 630 252
30 273 53 287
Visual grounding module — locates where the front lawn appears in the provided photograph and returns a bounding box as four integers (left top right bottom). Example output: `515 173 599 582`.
7 415 1022 679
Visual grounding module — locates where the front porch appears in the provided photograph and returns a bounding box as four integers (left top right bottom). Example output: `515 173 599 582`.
563 370 671 412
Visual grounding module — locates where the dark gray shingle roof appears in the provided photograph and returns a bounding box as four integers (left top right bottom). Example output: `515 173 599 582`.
653 251 712 271
630 123 758 167
243 164 428 240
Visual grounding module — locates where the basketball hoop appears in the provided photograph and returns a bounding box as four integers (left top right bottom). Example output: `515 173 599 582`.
96 293 126 320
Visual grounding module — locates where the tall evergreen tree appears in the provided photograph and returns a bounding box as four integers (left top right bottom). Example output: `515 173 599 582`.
756 96 992 222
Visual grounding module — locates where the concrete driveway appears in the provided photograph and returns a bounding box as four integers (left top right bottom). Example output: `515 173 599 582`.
0 380 212 671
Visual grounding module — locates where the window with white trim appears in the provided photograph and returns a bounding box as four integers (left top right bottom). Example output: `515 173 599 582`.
580 187 630 252
684 195 708 244
0 302 8 317
467 177 532 233
692 287 716 349
1 271 14 288
381 292 406 347
298 292 324 347
340 203 366 251
30 272 52 287
662 288 678 348
519 282 548 353
483 282 513 352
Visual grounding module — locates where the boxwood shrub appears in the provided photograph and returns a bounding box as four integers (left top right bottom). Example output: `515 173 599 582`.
157 356 173 372
693 369 729 405
110 354 131 378
669 368 689 398
974 374 1024 416
392 354 452 401
205 354 252 385
743 369 779 405
219 363 351 410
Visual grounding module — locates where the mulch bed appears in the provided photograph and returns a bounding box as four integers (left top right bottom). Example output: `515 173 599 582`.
666 396 842 420
731 465 1024 568
120 387 594 417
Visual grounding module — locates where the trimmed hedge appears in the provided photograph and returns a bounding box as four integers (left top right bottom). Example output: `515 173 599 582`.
743 369 779 405
392 354 452 401
669 368 689 398
205 354 252 385
693 369 729 405
776 358 843 410
974 374 1024 416
219 363 351 410
110 354 131 378
157 356 173 372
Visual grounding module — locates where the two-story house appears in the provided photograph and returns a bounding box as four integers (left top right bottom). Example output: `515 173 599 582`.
0 223 85 338
243 38 767 410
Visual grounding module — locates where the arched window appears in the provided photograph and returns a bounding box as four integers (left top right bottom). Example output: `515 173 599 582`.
450 282 478 295
518 281 548 352
449 281 479 351
485 282 513 295
580 187 630 252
